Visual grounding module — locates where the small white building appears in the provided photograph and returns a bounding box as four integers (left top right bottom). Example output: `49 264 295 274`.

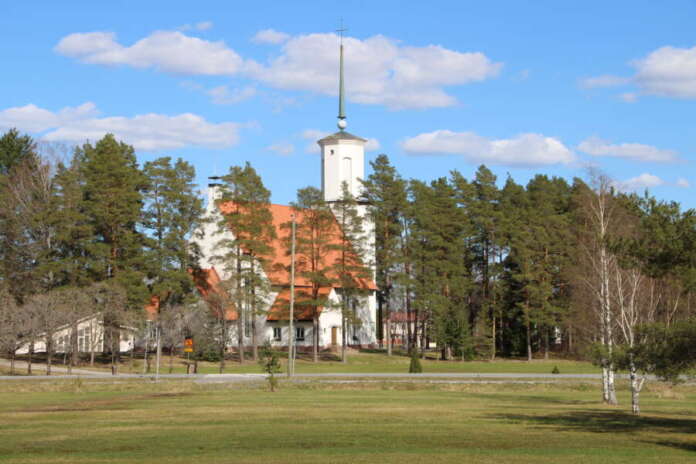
16 313 135 355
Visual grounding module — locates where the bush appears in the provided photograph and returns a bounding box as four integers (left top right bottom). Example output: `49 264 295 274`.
259 341 281 392
551 365 560 374
409 349 423 373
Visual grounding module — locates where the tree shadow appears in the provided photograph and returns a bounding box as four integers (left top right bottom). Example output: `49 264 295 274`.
490 410 696 435
471 393 597 406
648 440 696 453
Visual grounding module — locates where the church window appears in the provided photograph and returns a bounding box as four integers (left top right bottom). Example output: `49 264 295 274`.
342 157 352 192
295 327 305 341
273 327 282 341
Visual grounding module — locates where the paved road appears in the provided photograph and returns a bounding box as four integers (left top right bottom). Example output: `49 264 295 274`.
0 359 112 377
3 359 691 383
0 371 628 382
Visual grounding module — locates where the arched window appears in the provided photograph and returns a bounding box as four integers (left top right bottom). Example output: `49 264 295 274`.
342 157 352 193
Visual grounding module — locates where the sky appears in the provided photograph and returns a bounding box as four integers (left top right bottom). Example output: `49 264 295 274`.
1 1 695 208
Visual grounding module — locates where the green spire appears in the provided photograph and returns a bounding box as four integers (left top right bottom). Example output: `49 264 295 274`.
337 42 346 130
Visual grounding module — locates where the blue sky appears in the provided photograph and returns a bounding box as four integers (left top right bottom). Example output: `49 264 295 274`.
1 1 695 207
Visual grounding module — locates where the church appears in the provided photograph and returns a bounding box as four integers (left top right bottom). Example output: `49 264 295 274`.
192 40 378 351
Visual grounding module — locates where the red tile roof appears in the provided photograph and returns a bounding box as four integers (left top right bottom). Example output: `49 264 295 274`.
191 267 238 321
266 287 333 321
217 202 376 291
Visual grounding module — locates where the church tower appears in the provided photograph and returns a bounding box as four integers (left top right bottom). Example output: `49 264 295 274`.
318 34 367 203
317 33 375 277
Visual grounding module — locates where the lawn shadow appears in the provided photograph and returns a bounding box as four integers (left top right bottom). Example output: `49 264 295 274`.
471 392 596 406
490 409 696 435
649 440 696 453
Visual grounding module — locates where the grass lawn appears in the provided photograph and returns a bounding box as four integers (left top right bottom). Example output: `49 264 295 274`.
0 379 694 463
66 350 601 375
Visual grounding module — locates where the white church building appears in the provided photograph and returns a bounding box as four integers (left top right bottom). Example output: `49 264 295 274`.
191 40 378 350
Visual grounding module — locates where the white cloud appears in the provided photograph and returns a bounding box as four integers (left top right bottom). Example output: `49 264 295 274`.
179 21 213 31
207 85 256 105
365 138 380 152
301 129 330 153
577 136 677 162
619 92 638 103
613 173 664 192
0 102 98 132
676 177 690 188
401 130 574 167
252 29 290 44
246 32 502 109
55 30 243 75
0 102 240 151
580 75 630 89
633 45 696 98
267 142 295 156
56 29 501 109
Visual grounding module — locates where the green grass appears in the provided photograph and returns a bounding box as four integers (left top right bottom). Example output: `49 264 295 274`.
75 350 601 375
0 379 694 463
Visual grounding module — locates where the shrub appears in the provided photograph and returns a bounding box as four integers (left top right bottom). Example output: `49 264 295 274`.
259 341 281 392
409 349 423 373
551 365 560 374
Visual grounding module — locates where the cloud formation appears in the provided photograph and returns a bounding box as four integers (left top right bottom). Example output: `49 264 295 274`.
633 45 696 98
247 33 502 109
577 136 678 162
401 130 574 167
267 142 295 156
180 21 213 32
0 102 240 151
55 31 243 75
582 44 696 99
252 29 290 45
207 85 257 105
613 173 664 192
676 177 690 188
580 75 630 89
56 29 501 110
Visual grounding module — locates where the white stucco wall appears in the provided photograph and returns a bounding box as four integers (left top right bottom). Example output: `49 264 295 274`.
16 314 135 354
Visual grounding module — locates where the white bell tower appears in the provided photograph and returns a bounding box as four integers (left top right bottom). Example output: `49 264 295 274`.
318 28 367 203
316 30 375 280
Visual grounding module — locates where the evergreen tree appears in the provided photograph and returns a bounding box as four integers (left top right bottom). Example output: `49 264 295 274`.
361 154 408 355
0 128 37 175
142 156 204 373
78 134 147 304
409 178 471 359
289 186 336 362
330 181 371 363
470 165 502 357
213 162 276 364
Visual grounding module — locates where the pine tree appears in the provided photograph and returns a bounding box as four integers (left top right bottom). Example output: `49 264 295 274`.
408 178 471 359
78 134 147 303
330 181 371 363
142 157 204 374
213 162 275 364
361 154 408 355
289 186 335 362
470 165 502 358
0 129 36 176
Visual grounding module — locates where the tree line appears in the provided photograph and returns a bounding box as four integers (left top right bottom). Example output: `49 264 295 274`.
1 129 695 414
363 154 696 413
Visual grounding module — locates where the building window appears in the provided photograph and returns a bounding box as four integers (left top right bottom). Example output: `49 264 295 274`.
273 327 282 341
295 327 305 341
